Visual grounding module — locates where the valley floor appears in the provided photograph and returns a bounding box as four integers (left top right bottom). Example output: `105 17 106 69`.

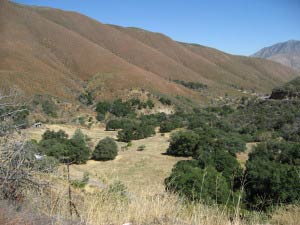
22 124 299 225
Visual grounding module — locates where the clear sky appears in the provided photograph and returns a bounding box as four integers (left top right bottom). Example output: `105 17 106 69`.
12 0 300 55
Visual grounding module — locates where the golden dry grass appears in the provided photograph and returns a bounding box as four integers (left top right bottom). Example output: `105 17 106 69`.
24 124 300 225
26 124 184 194
236 142 257 168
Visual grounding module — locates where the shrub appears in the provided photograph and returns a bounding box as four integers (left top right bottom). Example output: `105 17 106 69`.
42 129 68 140
110 99 133 117
96 113 105 121
159 116 184 133
93 137 118 161
106 119 138 131
68 129 91 164
78 91 93 106
245 140 300 210
42 100 57 117
146 99 155 109
137 145 146 151
39 129 90 164
108 181 128 199
165 160 231 204
195 148 243 188
173 80 208 91
159 97 172 105
117 123 155 142
166 130 199 157
95 101 111 115
71 172 89 189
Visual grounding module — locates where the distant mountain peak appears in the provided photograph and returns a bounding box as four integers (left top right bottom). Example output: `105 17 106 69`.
252 40 300 70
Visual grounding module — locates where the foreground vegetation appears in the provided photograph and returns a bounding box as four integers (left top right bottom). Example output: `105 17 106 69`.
1 78 300 224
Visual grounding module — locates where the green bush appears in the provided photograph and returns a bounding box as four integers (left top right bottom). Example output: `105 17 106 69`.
71 172 89 189
110 99 133 117
106 119 138 131
42 100 57 117
195 148 243 189
146 99 155 109
78 91 93 106
165 160 231 204
137 145 146 151
93 137 118 161
173 80 207 91
117 123 155 142
39 129 90 164
159 116 184 133
166 130 199 157
245 140 300 210
68 129 91 164
108 181 128 199
96 101 111 115
158 97 172 105
96 113 105 121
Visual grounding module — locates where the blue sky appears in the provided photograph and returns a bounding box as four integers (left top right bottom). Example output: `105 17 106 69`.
13 0 300 55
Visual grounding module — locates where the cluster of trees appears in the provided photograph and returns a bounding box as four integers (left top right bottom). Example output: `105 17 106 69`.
231 99 300 142
39 129 90 164
165 128 244 206
245 140 300 210
117 122 155 142
106 113 168 142
159 115 185 133
38 130 118 164
165 93 300 211
173 80 208 91
95 98 155 121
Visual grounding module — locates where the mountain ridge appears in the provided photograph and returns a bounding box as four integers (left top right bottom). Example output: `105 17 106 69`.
252 40 300 71
1 1 299 103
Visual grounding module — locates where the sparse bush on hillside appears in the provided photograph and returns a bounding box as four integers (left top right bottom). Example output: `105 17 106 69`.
78 91 93 106
42 99 57 117
96 112 105 121
173 80 208 91
158 97 172 105
117 122 155 142
159 116 184 133
93 137 118 161
110 99 133 117
146 99 155 109
167 130 199 157
96 101 111 114
106 118 139 131
140 113 167 126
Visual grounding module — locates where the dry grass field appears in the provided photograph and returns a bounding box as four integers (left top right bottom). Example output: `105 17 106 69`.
23 124 300 225
26 124 185 195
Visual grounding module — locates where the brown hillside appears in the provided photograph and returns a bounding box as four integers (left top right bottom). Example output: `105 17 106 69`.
0 1 298 102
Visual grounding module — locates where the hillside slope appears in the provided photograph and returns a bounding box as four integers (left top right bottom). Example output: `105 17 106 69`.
252 40 300 71
0 0 298 102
